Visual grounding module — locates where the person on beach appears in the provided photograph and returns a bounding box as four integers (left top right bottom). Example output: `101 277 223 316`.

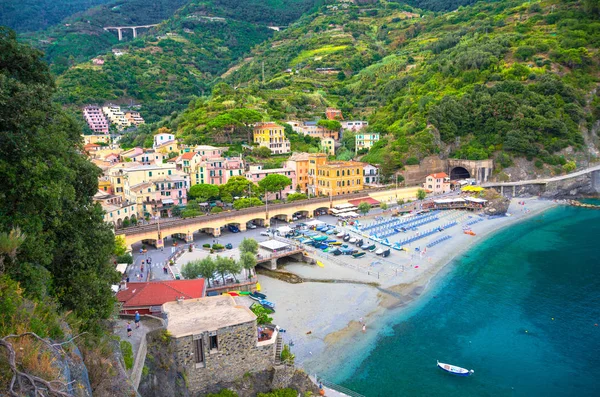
362 324 366 333
134 311 140 329
126 322 132 337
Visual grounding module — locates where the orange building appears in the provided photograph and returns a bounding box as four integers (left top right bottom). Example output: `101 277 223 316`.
326 108 342 120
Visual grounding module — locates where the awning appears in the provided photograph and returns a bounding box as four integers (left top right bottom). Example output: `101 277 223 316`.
277 226 293 234
259 240 290 251
162 199 174 205
434 198 466 204
348 197 380 206
465 197 487 203
304 219 325 227
116 263 128 273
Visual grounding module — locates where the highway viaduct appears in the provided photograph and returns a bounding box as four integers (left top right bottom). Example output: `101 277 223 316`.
115 186 420 249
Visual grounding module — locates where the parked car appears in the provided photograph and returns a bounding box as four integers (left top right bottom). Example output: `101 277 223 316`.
228 225 240 233
260 231 270 236
247 222 257 229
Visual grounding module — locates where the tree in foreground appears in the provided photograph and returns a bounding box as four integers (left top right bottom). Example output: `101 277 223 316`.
286 193 308 202
417 188 427 200
0 28 119 325
189 183 220 202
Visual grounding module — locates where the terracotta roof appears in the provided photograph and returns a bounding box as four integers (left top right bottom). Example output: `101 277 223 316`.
429 172 448 179
181 152 196 160
116 279 206 308
348 197 380 206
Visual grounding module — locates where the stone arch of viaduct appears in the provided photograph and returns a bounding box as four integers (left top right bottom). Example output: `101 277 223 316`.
117 199 340 249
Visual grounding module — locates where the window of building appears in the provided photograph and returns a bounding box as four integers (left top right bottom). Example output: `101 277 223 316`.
149 172 152 177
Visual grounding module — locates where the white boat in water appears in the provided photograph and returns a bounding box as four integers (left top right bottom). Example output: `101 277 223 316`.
437 361 474 377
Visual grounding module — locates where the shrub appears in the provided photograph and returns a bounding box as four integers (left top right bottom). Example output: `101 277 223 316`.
210 207 223 214
120 340 134 370
280 345 295 365
534 159 544 168
250 304 273 325
405 157 419 165
212 244 224 250
202 243 211 248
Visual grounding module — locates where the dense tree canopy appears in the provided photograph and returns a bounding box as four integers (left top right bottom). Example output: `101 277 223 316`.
0 29 119 325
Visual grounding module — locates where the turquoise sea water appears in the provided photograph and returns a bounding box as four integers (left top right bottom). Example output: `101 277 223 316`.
333 206 600 396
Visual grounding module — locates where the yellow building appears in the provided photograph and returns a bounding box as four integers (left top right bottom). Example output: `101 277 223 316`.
102 104 131 130
355 132 380 153
286 152 310 193
82 134 111 145
253 123 291 154
307 153 364 197
321 138 335 156
98 176 112 193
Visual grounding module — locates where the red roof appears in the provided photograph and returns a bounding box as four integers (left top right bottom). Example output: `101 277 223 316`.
116 279 206 308
428 172 448 179
348 197 380 206
181 152 196 160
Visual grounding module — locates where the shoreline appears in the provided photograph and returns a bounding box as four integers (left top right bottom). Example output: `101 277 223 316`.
258 198 560 378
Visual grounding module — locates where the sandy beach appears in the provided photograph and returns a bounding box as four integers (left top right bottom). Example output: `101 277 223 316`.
255 197 559 376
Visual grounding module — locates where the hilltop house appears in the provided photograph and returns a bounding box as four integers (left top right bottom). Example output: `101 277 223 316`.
253 123 291 154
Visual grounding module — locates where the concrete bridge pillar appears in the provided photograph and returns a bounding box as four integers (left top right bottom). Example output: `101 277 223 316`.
513 185 516 197
185 232 194 243
268 259 277 270
500 186 504 195
117 28 123 41
212 227 221 237
132 27 137 38
238 223 247 232
155 235 164 249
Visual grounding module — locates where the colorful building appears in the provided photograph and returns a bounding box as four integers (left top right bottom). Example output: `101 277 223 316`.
321 138 335 155
326 107 342 120
102 104 131 130
82 134 111 145
153 133 176 149
285 152 310 193
245 165 296 200
94 190 137 228
363 164 381 185
253 123 291 154
342 120 369 132
83 105 109 133
307 153 364 197
193 157 244 186
355 132 380 153
124 111 145 126
423 172 452 195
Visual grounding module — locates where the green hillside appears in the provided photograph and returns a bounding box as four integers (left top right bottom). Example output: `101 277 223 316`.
0 0 112 32
211 0 600 177
21 0 191 73
52 0 320 121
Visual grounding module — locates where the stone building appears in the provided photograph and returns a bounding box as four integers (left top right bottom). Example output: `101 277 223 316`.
163 295 279 394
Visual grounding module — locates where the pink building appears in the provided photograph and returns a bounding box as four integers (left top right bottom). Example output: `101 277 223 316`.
83 105 109 133
245 166 296 201
198 157 245 186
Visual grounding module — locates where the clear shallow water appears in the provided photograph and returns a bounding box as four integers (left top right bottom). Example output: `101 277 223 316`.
333 206 600 397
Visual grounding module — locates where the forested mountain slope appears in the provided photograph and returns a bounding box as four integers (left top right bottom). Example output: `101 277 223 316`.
214 0 600 176
21 0 191 73
53 0 321 121
0 0 112 32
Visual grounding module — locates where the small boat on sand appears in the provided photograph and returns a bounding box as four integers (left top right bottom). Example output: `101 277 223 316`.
349 237 357 243
250 291 266 300
381 248 391 257
437 361 474 377
352 252 366 259
375 248 384 255
259 299 275 310
336 231 345 238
